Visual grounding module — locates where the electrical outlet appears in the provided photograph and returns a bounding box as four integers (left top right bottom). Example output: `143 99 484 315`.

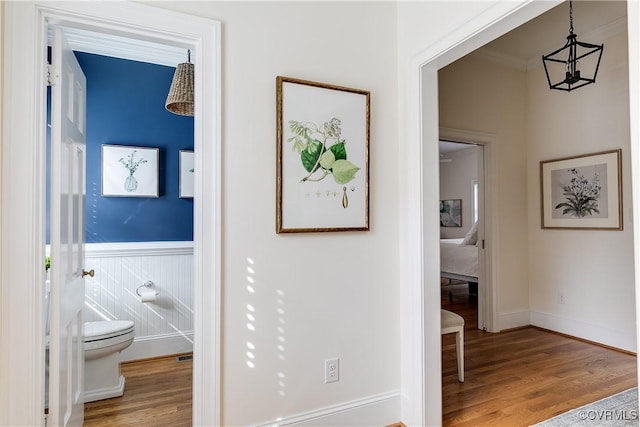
325 358 339 384
558 292 565 304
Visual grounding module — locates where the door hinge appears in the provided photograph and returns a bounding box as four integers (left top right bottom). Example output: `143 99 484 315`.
482 239 485 249
47 63 56 87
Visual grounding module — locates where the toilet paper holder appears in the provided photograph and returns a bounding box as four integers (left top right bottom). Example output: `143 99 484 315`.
136 281 159 297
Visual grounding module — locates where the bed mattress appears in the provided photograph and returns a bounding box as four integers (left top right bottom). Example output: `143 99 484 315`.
440 238 478 278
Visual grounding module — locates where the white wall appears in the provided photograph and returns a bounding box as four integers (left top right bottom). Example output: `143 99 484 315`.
527 28 636 352
141 2 400 425
439 55 530 325
439 146 479 239
396 2 554 425
437 10 636 352
6 1 636 426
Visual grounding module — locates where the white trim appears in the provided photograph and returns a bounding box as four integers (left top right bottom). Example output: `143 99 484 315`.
472 16 628 72
525 16 628 71
47 26 187 67
471 48 528 71
0 2 221 426
82 376 126 403
530 310 636 353
1 3 48 426
120 331 194 362
84 241 194 258
628 0 640 394
439 127 498 333
254 390 401 427
402 1 564 425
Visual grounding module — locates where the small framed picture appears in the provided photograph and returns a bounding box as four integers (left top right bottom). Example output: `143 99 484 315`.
179 150 194 198
102 144 159 198
276 76 370 233
440 199 462 227
540 149 622 230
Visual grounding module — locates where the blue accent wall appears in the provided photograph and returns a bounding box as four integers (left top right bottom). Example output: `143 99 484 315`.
74 52 194 242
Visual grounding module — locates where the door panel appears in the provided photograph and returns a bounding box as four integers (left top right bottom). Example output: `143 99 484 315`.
49 26 87 427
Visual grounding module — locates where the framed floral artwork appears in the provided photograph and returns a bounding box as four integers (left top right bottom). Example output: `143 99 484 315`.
179 150 194 198
540 149 622 230
101 144 159 198
276 76 370 233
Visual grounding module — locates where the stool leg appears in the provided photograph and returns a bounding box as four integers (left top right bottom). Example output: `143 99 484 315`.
456 329 464 382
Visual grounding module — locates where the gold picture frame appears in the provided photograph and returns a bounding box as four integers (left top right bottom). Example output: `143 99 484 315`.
276 76 370 233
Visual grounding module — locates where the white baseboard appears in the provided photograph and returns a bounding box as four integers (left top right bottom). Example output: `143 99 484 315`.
83 375 125 403
254 390 401 427
499 310 530 330
530 310 637 353
120 331 194 362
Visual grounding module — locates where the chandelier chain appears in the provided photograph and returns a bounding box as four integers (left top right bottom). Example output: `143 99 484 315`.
569 0 574 35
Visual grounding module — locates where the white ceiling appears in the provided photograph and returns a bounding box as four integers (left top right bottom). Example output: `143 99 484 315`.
440 1 628 156
476 0 627 67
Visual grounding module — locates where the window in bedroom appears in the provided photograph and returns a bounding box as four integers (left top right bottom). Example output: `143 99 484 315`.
472 179 479 223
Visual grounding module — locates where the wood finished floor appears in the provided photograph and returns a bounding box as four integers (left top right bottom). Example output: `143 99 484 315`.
441 281 638 427
83 354 192 427
84 286 637 426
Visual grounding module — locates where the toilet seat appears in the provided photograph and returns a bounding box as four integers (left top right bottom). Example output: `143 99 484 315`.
84 320 135 342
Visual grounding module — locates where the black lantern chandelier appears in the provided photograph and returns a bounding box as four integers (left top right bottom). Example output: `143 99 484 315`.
542 0 604 92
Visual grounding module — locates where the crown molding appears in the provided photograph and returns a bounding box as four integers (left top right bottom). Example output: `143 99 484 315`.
473 16 627 72
48 26 188 67
526 16 627 70
471 48 528 71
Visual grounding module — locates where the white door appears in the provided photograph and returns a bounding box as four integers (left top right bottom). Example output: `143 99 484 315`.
48 26 87 427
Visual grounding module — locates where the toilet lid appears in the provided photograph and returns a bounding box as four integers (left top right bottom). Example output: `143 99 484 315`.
84 320 135 342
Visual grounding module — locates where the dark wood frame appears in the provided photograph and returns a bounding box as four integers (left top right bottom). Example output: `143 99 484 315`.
540 149 622 230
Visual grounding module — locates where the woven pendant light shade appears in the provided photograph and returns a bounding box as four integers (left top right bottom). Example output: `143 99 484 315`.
165 51 194 116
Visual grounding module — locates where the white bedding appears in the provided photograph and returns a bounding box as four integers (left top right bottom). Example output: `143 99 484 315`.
440 238 478 279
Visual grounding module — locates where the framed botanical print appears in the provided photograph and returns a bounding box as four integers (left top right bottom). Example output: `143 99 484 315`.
276 76 370 233
102 144 159 198
540 149 622 230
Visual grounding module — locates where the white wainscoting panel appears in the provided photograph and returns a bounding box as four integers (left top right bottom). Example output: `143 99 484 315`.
84 241 194 360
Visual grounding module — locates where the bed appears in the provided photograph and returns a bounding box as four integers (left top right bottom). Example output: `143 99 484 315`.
440 238 478 284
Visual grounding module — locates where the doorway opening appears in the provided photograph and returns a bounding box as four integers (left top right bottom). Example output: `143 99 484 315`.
438 140 484 332
0 2 221 425
44 27 197 420
411 1 637 425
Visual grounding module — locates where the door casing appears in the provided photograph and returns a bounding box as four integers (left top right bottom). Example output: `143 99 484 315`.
440 127 498 333
0 2 222 425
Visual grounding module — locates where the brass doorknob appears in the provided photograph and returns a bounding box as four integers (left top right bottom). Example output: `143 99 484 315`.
82 269 95 278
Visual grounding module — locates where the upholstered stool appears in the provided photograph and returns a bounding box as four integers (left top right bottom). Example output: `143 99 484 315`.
441 309 464 382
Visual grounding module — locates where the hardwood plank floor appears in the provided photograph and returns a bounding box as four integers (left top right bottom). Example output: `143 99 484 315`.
441 281 638 427
83 354 192 427
84 285 636 427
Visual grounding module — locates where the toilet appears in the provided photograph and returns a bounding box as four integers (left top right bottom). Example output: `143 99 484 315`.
83 320 135 403
44 284 135 403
